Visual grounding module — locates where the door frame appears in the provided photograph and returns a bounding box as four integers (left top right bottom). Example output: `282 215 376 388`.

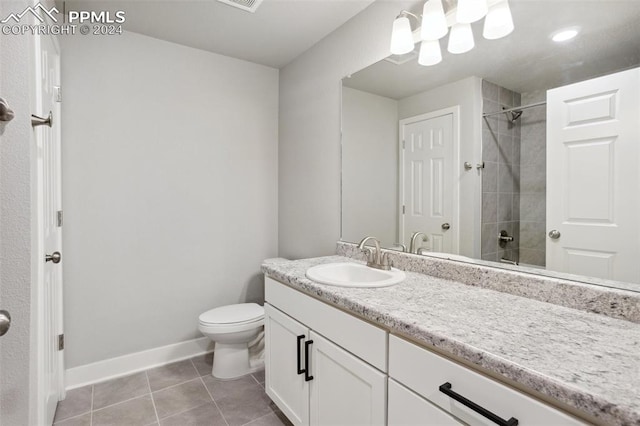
398 106 461 254
31 28 64 425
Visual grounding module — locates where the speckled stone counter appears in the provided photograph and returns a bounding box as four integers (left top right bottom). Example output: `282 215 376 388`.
262 256 640 426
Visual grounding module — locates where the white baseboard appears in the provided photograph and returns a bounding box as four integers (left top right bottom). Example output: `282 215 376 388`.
65 337 213 390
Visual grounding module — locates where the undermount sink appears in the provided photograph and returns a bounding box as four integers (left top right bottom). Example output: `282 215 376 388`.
305 262 406 288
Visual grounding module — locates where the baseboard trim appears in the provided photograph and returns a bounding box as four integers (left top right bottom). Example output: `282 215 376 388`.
65 337 213 390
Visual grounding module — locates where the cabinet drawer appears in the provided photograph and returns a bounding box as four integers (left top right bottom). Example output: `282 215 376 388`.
265 277 387 372
388 379 462 426
389 335 584 425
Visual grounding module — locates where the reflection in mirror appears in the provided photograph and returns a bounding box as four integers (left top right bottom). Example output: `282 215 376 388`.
341 1 640 291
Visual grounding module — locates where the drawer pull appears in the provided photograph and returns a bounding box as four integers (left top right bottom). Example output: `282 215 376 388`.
439 382 518 426
304 340 314 382
296 335 306 375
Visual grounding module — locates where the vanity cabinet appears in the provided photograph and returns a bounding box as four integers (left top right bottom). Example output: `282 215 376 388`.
264 276 586 426
264 277 387 426
389 335 584 425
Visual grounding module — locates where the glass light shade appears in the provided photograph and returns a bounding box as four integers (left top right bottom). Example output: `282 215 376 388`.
448 23 475 54
390 16 414 55
456 0 488 24
483 0 514 40
421 0 448 41
418 40 442 66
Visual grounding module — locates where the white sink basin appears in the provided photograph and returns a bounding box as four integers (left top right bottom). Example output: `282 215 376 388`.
305 263 406 288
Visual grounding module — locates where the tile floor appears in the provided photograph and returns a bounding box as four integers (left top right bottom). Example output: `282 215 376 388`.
54 354 291 426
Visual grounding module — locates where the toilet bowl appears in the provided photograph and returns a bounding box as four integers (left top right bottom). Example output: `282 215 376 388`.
198 303 265 380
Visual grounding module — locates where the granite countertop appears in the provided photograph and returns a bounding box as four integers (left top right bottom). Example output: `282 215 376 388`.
262 256 640 426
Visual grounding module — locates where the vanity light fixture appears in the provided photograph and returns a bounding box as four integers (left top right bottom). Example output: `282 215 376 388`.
421 0 448 41
551 28 579 43
390 12 417 55
448 23 475 54
483 0 514 40
389 0 514 66
419 40 443 66
456 0 488 24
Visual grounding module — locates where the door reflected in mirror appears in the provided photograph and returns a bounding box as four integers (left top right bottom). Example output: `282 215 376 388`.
341 1 640 292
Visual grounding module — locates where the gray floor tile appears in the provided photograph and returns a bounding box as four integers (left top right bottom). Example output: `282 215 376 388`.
147 359 199 391
159 402 226 426
53 412 92 426
244 411 292 426
54 385 92 422
191 352 214 377
215 382 278 426
92 395 157 426
252 370 265 384
152 379 213 419
93 372 150 410
202 374 257 401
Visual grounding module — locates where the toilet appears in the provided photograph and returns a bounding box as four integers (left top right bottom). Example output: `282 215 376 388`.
198 303 265 380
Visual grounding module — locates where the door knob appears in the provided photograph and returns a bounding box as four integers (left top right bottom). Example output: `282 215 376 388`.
548 230 561 240
0 310 11 337
45 251 61 264
441 223 451 230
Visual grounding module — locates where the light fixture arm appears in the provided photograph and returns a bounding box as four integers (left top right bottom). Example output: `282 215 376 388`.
397 10 421 24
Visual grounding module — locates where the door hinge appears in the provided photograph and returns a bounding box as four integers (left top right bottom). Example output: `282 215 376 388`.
57 210 63 227
402 140 405 149
54 86 62 103
58 334 64 351
402 205 406 214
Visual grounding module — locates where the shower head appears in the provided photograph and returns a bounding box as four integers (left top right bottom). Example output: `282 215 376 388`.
508 110 523 122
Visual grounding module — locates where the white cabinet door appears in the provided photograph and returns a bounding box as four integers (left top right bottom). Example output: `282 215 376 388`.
547 68 640 282
388 379 462 426
308 331 386 426
265 304 310 426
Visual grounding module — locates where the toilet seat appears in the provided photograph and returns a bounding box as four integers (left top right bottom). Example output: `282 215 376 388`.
198 303 264 334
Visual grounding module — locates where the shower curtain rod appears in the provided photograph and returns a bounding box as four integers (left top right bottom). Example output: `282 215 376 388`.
482 101 546 118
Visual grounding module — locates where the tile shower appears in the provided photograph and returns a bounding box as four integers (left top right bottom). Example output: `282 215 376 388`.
481 80 547 267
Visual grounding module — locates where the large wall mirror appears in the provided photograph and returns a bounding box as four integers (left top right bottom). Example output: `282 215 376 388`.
341 1 640 292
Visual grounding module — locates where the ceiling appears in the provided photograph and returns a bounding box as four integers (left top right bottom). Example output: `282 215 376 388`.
344 0 640 99
58 0 375 68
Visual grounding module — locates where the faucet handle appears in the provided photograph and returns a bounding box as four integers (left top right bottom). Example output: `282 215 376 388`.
381 252 393 270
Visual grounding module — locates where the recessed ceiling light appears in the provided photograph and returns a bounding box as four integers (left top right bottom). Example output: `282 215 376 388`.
551 28 579 43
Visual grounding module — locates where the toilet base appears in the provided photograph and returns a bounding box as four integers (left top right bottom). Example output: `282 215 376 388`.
212 342 264 380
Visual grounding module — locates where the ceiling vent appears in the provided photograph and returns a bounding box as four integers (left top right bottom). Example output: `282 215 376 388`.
384 51 418 66
217 0 263 13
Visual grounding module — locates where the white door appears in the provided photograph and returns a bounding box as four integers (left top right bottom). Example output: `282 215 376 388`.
546 68 640 282
33 31 64 424
388 379 463 426
400 111 458 254
308 331 386 426
264 304 310 426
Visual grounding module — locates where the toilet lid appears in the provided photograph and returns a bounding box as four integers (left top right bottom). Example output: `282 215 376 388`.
199 303 264 325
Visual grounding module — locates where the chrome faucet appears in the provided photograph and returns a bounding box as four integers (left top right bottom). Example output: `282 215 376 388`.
357 236 392 271
409 232 428 254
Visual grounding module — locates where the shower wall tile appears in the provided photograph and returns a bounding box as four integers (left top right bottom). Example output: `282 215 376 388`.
482 80 500 101
498 163 515 193
482 192 498 224
497 133 513 164
498 193 513 222
482 161 498 193
520 193 545 222
519 91 547 266
482 80 522 263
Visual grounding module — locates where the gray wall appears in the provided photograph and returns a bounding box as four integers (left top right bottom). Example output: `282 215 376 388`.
481 80 521 263
0 1 36 423
278 1 418 259
519 90 547 267
342 87 398 248
61 31 279 368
